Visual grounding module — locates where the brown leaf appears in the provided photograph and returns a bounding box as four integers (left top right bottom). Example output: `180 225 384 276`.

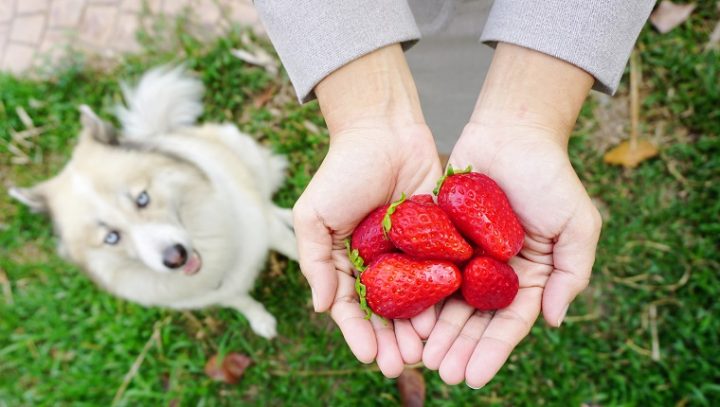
397 368 425 407
253 85 277 108
649 1 696 34
204 353 252 384
603 139 659 168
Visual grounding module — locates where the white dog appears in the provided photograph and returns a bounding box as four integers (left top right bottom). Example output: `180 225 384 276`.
9 66 298 339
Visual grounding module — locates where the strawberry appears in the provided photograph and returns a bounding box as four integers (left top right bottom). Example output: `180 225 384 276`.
461 256 519 310
383 194 472 263
435 167 524 262
350 205 396 264
360 253 461 319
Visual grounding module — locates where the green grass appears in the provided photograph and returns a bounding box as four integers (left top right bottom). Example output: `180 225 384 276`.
1 7 719 406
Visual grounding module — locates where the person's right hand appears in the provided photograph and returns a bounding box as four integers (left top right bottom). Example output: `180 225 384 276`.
292 44 443 377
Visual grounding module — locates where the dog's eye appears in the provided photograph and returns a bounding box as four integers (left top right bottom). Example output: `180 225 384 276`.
104 231 121 245
136 191 150 209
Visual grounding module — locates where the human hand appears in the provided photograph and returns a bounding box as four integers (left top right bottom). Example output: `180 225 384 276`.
422 43 602 388
293 45 443 377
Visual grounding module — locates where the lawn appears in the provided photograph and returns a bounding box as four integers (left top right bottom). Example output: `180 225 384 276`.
1 6 719 406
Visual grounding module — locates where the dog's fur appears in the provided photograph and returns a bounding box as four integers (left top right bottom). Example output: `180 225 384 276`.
9 66 298 338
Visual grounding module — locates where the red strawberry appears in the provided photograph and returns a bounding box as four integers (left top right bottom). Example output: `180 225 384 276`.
350 205 396 264
383 194 472 263
361 253 461 319
436 168 524 261
461 256 519 310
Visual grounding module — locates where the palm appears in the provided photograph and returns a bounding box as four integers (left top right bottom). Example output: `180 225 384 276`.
423 123 601 387
293 123 443 377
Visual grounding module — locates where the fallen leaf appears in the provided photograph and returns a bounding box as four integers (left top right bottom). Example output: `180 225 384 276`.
397 368 425 407
204 353 252 384
253 85 277 108
231 48 278 75
603 139 659 168
650 1 696 33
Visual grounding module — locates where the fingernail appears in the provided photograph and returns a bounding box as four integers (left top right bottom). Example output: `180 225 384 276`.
557 304 570 327
311 288 319 312
467 383 484 390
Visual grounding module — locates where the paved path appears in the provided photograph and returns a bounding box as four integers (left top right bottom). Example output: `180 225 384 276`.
407 0 494 154
0 0 493 154
0 0 263 74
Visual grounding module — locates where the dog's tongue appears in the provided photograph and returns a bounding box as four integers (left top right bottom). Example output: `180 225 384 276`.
183 252 202 275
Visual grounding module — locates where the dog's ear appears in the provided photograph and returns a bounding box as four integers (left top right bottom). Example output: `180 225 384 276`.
79 105 119 145
8 184 49 213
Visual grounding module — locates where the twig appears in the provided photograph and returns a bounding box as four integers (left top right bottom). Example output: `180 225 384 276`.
270 362 423 377
625 339 652 357
0 268 13 305
649 304 661 361
629 50 641 150
564 311 601 323
623 240 672 252
15 106 34 129
112 317 170 406
610 266 690 292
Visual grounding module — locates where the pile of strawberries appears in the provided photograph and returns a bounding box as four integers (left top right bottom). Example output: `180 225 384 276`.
347 167 524 319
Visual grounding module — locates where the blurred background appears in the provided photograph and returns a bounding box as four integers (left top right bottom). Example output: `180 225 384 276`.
0 0 718 405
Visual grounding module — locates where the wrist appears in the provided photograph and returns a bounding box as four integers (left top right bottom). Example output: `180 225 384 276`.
315 44 425 135
470 43 593 145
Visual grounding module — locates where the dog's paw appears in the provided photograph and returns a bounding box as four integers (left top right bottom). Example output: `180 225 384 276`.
249 313 277 339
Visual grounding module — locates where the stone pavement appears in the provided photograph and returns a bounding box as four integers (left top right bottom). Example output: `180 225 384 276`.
0 0 493 154
0 0 264 74
406 0 494 154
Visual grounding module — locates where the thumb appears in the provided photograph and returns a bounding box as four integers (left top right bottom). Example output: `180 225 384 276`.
542 202 602 326
293 200 338 312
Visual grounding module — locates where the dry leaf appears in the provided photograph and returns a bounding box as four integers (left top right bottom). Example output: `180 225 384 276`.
253 85 277 108
204 353 252 384
650 1 696 33
231 48 278 75
603 139 659 168
397 368 425 407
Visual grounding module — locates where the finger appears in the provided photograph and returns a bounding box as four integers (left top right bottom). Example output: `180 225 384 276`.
370 315 405 378
542 203 602 327
394 319 423 364
410 305 437 339
438 310 492 385
464 286 541 389
422 297 475 370
293 199 337 312
329 273 377 364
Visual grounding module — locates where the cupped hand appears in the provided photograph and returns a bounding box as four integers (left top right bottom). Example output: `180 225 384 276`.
422 121 602 388
293 122 443 377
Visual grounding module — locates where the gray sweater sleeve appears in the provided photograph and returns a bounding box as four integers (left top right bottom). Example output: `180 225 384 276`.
481 0 656 94
254 0 420 103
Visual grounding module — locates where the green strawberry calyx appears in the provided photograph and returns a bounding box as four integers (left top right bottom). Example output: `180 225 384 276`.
433 164 472 196
382 193 407 235
345 239 373 320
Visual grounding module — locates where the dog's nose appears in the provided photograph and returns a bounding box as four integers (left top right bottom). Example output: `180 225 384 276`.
162 244 188 269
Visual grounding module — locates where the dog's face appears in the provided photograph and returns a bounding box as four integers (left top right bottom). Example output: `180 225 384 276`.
9 107 205 284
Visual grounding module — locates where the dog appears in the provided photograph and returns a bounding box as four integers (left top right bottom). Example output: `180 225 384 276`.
8 66 298 339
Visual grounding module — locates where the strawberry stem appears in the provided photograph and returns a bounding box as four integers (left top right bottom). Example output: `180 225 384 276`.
382 193 407 235
433 164 472 195
345 239 373 319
